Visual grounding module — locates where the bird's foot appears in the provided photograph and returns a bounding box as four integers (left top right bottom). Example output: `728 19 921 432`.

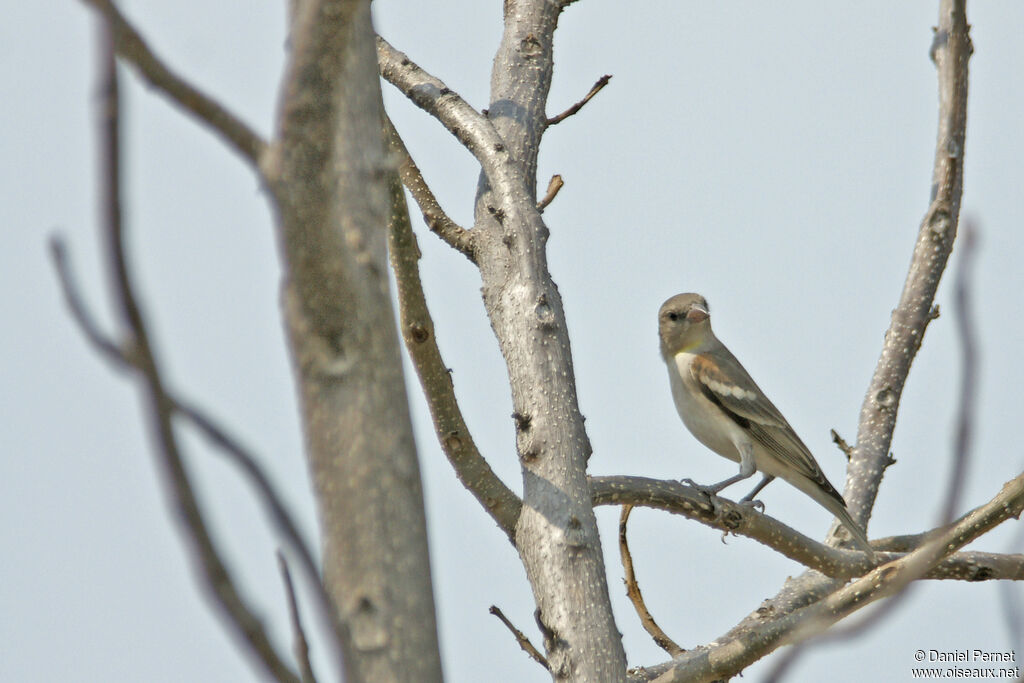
739 498 766 513
680 478 725 514
680 477 726 495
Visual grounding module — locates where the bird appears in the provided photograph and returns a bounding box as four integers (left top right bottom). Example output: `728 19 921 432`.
658 292 873 555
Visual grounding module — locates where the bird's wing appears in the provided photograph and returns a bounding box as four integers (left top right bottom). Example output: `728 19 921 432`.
689 350 844 504
689 350 788 427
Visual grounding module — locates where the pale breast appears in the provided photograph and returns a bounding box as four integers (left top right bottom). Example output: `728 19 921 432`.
667 352 747 463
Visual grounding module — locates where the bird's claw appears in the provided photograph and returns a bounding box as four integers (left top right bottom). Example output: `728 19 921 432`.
739 498 766 513
680 478 724 514
681 477 714 497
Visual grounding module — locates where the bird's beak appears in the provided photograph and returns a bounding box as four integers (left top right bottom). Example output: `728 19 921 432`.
686 306 709 323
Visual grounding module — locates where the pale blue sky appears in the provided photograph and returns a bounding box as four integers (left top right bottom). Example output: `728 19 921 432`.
4 2 1023 681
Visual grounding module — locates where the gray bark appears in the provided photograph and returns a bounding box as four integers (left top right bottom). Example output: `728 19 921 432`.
471 1 629 680
264 1 443 681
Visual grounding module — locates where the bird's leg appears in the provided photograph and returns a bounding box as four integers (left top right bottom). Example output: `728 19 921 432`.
681 444 757 512
699 471 751 494
739 474 774 512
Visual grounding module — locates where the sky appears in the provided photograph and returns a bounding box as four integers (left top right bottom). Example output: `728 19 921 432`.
4 2 1024 682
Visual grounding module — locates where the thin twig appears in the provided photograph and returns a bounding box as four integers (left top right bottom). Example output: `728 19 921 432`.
830 429 853 460
546 74 612 126
489 606 550 671
174 400 349 663
384 116 475 260
618 505 685 656
174 402 322 583
536 174 564 213
82 26 298 683
80 0 267 166
383 140 521 541
277 553 318 683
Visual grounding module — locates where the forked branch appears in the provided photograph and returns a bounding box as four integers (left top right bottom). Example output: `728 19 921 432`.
384 131 523 540
385 117 475 259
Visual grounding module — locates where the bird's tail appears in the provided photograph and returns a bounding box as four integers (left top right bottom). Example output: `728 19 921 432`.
822 496 875 558
785 469 875 557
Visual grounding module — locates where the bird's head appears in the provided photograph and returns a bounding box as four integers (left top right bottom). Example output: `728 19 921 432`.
658 293 713 358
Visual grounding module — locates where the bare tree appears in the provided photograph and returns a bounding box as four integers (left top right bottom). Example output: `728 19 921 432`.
54 0 1024 682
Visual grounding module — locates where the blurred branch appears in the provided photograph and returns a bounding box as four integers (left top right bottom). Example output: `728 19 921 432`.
546 74 611 126
174 399 349 665
843 0 972 528
1000 524 1024 656
385 116 475 260
79 0 267 167
51 239 348 674
945 224 978 521
54 26 298 683
384 127 522 541
618 505 685 657
269 3 443 679
277 553 318 683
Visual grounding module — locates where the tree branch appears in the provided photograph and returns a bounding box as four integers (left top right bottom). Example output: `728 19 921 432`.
618 505 685 656
51 236 349 674
265 2 443 680
843 0 972 529
471 2 629 678
535 174 564 213
593 475 1024 582
385 116 476 260
62 27 298 683
377 36 505 172
632 471 1024 682
173 398 350 669
277 553 318 683
592 475 874 577
545 74 611 126
765 218 984 679
489 606 550 672
79 0 267 167
384 124 522 541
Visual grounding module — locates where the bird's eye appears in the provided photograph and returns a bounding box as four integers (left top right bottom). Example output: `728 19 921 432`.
667 312 679 322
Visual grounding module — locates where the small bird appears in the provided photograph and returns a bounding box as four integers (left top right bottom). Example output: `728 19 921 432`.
658 293 873 555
